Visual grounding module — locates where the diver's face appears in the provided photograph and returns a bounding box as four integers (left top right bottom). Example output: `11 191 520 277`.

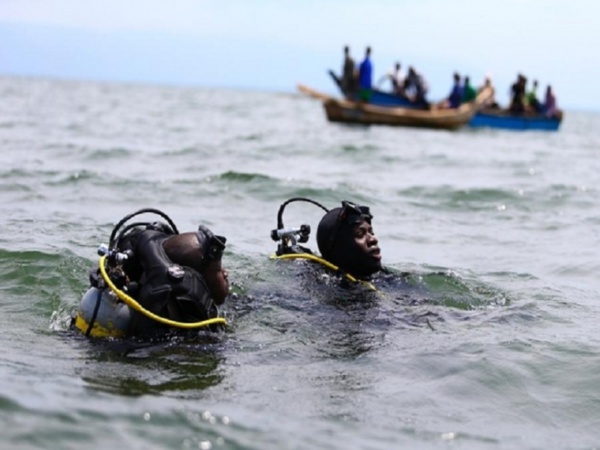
353 220 382 269
203 260 229 305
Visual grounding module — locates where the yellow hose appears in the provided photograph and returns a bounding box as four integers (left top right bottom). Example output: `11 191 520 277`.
271 253 377 291
99 255 227 329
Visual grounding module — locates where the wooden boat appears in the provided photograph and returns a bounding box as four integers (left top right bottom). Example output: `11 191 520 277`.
322 87 493 130
328 70 563 131
298 84 492 130
468 107 563 131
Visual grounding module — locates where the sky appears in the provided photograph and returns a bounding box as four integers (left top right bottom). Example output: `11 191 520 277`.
1 0 599 111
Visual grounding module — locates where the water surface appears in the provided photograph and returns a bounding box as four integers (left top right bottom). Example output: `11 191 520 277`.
1 76 599 449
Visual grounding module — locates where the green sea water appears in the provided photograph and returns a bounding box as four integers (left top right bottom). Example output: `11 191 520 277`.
1 75 600 449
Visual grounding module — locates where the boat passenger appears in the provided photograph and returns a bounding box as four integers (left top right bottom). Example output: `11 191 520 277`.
509 74 526 113
445 72 463 109
525 80 542 113
404 66 430 108
544 85 558 118
377 62 405 96
341 45 356 96
462 76 477 103
358 47 373 102
73 208 230 339
477 75 498 108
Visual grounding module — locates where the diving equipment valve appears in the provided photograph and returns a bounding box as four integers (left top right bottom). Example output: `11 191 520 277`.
97 243 132 264
271 224 311 254
96 244 135 292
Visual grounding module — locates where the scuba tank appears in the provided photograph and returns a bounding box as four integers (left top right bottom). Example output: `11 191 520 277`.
74 287 131 338
73 242 136 338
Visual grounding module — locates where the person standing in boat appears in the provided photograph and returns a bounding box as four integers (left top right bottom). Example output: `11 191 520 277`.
477 75 498 108
404 66 430 108
525 80 542 113
509 74 526 113
341 46 356 96
357 46 373 103
544 85 559 118
377 62 405 96
444 72 463 108
462 76 477 103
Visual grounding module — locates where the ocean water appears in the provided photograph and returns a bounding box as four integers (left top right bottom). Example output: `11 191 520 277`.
1 75 600 449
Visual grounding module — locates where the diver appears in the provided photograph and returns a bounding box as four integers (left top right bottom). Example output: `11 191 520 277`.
73 208 229 339
270 198 384 288
268 198 509 332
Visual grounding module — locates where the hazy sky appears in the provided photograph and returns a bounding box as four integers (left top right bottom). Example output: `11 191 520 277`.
1 0 598 110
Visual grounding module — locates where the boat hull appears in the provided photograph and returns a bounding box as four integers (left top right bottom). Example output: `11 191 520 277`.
298 82 492 130
325 101 476 130
323 87 492 130
469 108 563 131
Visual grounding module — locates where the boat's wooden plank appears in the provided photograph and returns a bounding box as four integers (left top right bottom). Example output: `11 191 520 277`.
296 84 332 101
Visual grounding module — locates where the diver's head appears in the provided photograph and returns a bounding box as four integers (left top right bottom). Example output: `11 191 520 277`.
163 227 229 304
316 201 382 278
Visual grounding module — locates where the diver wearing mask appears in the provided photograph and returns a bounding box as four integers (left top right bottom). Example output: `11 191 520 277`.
316 201 382 278
271 198 499 328
271 198 383 286
74 208 229 338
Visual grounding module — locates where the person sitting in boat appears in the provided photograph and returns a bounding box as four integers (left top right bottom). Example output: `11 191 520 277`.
444 72 464 109
509 74 526 113
358 46 373 102
377 62 405 97
544 85 559 118
73 208 230 339
525 80 542 113
270 198 383 286
477 75 498 108
404 66 429 108
340 45 356 96
462 76 477 103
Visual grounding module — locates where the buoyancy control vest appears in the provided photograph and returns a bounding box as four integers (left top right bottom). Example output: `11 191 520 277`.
75 227 220 338
127 229 218 336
